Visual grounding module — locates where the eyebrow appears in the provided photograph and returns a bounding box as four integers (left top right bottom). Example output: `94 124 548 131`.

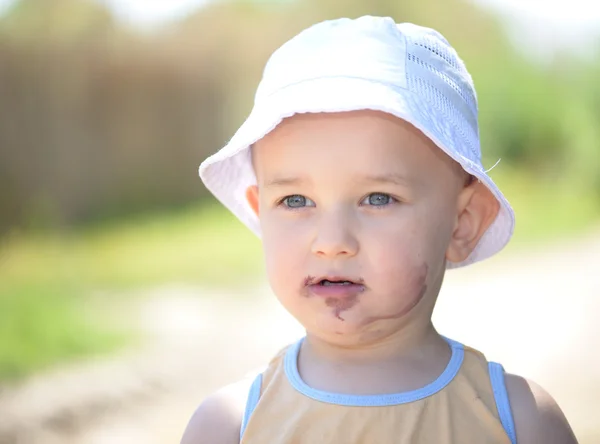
360 173 413 187
263 177 307 188
263 173 412 188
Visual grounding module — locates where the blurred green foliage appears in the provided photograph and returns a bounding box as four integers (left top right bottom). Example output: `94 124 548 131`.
0 283 126 381
0 202 263 381
0 0 599 381
1 202 263 291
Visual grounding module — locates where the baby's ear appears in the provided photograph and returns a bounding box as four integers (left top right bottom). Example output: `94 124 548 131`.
446 180 499 263
246 185 260 217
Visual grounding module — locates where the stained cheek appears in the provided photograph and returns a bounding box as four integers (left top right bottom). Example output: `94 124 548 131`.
366 262 429 323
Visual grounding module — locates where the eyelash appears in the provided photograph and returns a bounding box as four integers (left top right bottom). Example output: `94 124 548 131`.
276 195 313 211
277 193 398 210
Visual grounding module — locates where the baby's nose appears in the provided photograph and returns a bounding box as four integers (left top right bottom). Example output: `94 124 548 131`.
310 212 359 258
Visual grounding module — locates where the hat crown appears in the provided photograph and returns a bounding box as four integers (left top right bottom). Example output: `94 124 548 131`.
257 17 401 99
256 16 480 161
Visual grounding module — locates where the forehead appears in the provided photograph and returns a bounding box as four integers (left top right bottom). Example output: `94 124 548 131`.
252 110 461 183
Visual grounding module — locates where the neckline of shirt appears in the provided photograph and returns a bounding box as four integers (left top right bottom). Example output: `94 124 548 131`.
284 335 464 406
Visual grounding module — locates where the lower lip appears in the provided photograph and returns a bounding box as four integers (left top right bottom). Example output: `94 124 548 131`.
307 283 365 298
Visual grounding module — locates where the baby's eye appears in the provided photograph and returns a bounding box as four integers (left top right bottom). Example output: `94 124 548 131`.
281 195 315 208
361 193 394 206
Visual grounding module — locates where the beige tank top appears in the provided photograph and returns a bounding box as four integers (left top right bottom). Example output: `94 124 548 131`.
239 337 516 444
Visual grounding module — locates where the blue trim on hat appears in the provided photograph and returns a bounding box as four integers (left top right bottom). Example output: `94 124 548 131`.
284 336 464 406
489 362 517 444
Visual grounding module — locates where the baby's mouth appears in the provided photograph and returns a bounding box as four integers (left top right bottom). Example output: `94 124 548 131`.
303 275 366 299
303 275 364 287
319 279 355 286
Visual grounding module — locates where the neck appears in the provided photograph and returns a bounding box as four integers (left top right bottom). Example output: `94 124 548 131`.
303 321 446 365
297 322 452 395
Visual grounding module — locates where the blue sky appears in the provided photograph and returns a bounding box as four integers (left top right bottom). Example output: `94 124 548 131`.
0 0 599 57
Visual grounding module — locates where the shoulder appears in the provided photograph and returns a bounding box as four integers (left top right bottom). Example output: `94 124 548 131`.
504 373 578 444
180 377 254 444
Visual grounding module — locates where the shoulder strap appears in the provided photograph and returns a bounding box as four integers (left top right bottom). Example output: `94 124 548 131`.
488 362 517 444
240 373 263 440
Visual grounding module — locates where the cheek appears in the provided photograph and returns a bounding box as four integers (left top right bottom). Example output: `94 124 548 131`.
363 209 451 268
389 262 428 312
261 217 306 291
360 262 429 329
360 223 437 307
361 222 422 271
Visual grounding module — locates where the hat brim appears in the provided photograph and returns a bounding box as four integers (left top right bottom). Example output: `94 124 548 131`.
199 76 514 268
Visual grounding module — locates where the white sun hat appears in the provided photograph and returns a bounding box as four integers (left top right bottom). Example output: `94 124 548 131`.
199 15 515 268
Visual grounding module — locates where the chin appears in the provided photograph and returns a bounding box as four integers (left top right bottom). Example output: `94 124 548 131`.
307 312 381 342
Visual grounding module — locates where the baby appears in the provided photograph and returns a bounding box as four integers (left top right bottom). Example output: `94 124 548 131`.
182 16 577 444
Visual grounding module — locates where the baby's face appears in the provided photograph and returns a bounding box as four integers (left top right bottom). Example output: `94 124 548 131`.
247 110 475 344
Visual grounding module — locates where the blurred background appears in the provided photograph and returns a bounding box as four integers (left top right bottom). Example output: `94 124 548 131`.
0 0 598 443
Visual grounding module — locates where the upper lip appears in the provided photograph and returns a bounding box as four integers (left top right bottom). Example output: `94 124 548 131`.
305 275 364 286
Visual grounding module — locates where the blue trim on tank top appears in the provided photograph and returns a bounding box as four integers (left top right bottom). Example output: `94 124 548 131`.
489 362 517 444
284 336 464 407
240 373 263 440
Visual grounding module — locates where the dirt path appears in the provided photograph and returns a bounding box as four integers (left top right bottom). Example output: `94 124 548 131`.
1 230 599 444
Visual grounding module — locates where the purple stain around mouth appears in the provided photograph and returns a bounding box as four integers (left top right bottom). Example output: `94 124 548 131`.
301 263 428 324
304 276 316 287
325 294 359 321
301 275 365 299
301 276 317 297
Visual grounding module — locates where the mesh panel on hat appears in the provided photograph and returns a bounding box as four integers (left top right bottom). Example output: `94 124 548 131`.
404 31 481 162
